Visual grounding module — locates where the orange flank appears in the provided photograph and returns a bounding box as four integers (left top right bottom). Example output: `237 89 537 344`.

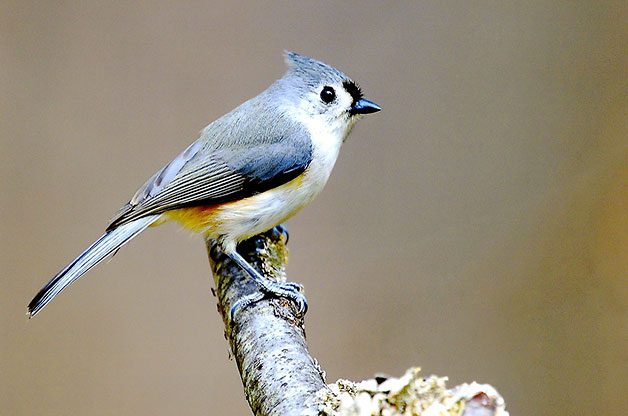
165 205 222 233
162 174 309 238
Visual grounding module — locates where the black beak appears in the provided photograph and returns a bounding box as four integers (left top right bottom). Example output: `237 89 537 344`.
350 98 381 115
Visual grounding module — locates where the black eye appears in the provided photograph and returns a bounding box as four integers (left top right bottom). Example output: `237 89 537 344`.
320 86 336 104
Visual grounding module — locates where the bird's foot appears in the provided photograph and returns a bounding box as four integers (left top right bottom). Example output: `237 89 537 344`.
230 279 307 320
226 232 307 320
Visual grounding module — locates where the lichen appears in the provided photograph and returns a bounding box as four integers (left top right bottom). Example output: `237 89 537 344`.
317 367 508 416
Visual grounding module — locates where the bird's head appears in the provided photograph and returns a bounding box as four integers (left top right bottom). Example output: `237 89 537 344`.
276 52 380 138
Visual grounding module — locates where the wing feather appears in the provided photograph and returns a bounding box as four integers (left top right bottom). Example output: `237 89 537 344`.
108 127 312 230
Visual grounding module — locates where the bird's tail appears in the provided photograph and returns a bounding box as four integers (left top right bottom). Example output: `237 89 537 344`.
27 215 160 317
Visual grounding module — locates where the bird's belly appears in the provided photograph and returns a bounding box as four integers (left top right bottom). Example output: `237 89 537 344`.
166 170 327 247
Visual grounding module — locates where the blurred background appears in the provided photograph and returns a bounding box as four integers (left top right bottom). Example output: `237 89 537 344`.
1 2 626 415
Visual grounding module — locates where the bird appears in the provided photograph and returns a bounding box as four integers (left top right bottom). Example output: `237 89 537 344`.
27 51 381 318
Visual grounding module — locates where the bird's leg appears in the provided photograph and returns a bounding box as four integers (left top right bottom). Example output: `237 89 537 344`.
227 248 307 319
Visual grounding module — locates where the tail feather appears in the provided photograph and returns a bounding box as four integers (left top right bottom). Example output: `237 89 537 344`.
28 215 160 317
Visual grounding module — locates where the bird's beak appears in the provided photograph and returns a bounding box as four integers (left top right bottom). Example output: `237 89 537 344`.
350 98 381 115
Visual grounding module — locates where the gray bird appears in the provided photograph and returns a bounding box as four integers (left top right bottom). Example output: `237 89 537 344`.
28 52 381 317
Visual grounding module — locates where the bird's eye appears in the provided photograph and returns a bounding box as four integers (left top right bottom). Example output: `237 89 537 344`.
320 86 336 104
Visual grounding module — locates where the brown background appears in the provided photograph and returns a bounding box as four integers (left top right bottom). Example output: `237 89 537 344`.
2 2 626 415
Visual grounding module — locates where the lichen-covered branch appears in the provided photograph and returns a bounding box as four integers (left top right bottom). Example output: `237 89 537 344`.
206 228 508 416
318 368 509 416
206 227 326 416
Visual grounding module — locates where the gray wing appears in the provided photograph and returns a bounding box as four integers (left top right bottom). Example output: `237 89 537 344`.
108 130 312 230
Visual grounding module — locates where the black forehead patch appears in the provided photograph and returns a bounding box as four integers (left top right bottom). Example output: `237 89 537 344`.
343 81 363 103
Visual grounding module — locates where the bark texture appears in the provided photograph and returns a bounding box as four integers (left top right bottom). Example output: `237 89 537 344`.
206 227 326 416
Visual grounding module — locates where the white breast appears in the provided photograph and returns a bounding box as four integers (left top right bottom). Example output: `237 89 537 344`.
300 115 346 196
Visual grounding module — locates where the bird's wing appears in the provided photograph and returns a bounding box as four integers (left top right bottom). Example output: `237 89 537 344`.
108 132 312 230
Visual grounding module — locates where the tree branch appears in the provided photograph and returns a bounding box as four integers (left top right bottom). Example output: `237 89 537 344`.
206 227 508 416
206 227 326 416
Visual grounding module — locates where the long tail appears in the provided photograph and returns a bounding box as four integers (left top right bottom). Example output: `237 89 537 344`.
28 215 160 317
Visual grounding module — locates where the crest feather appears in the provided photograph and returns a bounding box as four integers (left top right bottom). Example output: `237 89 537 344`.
283 51 349 83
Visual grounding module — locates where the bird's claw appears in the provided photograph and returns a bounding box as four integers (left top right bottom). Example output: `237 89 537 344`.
230 280 308 320
230 292 265 320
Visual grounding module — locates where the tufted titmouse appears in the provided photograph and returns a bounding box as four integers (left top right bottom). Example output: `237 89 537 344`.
28 52 380 317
